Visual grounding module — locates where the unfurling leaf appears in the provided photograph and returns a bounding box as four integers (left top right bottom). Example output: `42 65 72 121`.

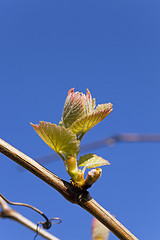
94 103 112 113
78 153 110 172
62 88 95 128
70 103 113 136
31 121 80 158
31 88 113 188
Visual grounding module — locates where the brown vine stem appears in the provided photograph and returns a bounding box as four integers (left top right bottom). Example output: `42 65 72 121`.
0 196 59 240
0 138 138 240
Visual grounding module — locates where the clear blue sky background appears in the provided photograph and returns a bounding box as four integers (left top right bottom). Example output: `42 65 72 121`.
0 1 160 239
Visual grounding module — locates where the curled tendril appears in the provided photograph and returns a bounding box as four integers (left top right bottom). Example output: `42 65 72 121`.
0 193 62 240
34 218 62 240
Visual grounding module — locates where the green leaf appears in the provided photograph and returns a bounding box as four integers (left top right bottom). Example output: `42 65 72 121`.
94 103 112 113
70 103 113 136
31 121 80 157
62 88 86 128
78 153 110 172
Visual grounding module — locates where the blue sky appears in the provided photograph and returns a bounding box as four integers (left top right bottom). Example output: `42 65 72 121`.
0 0 160 239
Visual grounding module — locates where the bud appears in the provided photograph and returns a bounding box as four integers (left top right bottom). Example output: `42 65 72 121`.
62 88 95 128
84 168 102 188
31 88 112 189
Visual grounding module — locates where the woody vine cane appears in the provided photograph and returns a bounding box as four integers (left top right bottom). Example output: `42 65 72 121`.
0 88 139 240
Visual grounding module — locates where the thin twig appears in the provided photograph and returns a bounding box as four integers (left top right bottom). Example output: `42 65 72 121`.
0 196 59 240
0 193 50 223
0 138 138 240
0 193 62 230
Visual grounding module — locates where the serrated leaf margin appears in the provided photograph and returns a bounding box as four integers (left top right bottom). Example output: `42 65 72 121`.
78 153 110 172
70 103 113 135
31 121 80 157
